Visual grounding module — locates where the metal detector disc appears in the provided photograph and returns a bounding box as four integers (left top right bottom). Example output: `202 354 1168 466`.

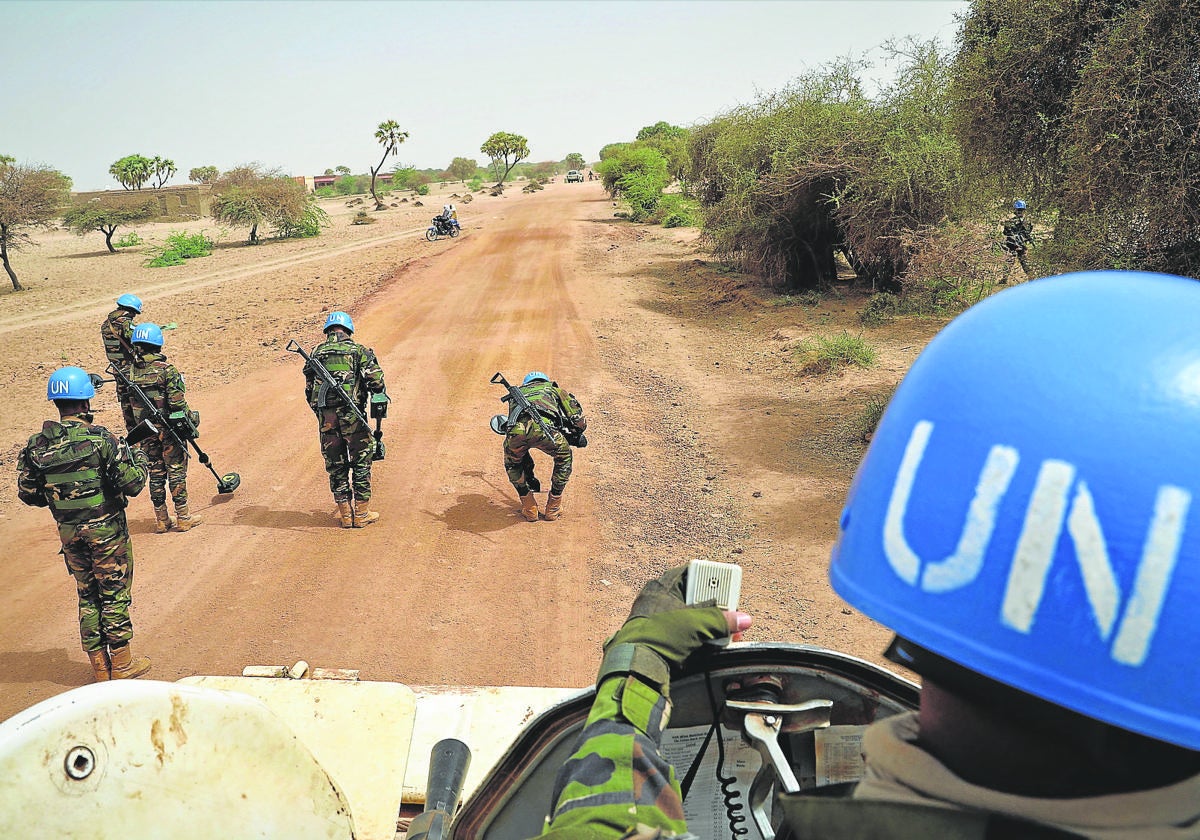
218 473 241 494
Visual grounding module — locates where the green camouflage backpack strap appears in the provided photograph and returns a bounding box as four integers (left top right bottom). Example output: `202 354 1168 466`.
312 336 361 409
540 567 729 839
17 421 138 523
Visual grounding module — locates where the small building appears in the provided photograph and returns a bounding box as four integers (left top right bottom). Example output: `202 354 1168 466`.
69 185 212 222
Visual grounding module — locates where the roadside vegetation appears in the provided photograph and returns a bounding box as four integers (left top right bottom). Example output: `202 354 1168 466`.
594 0 1199 319
209 165 328 244
144 231 214 267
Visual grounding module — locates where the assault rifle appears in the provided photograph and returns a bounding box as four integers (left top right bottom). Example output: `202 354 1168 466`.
490 372 555 440
286 340 386 461
105 363 241 494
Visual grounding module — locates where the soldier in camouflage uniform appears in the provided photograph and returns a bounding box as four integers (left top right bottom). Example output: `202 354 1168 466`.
538 566 748 839
304 311 386 528
127 322 202 533
17 366 152 682
1000 199 1035 283
100 293 143 432
502 371 587 522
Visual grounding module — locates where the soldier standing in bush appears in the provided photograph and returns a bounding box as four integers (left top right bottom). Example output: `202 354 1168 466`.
128 322 202 533
100 293 143 432
304 311 387 528
18 367 152 681
1000 199 1035 283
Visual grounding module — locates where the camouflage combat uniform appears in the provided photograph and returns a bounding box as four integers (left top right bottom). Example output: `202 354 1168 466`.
17 417 147 652
127 351 194 511
101 307 139 432
1001 212 1035 281
503 380 586 495
304 327 386 503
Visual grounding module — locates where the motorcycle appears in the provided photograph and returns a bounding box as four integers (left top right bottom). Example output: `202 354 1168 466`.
426 215 460 241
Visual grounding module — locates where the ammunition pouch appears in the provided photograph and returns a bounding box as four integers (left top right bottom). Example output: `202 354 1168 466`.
370 391 390 420
168 409 200 441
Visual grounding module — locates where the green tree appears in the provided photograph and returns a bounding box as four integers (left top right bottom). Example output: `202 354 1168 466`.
687 45 961 291
0 163 71 290
481 131 530 186
109 154 153 190
447 156 477 182
564 152 586 171
150 156 176 189
951 0 1200 275
370 120 409 209
188 165 219 184
0 154 14 167
210 165 312 244
636 121 688 142
335 165 352 176
62 200 157 253
597 146 671 221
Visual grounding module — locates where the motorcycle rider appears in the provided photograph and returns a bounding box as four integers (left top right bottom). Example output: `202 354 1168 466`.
540 270 1200 838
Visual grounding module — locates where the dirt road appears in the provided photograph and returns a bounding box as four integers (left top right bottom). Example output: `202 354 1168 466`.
0 181 916 721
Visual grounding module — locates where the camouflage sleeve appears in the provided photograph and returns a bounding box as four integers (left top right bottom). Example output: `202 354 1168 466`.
539 675 688 839
165 364 190 414
16 441 49 507
101 429 147 499
359 345 386 393
555 384 587 430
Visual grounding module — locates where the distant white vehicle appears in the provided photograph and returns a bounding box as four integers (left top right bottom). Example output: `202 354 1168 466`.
565 170 583 183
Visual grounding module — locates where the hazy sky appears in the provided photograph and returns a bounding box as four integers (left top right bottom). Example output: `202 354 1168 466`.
3 0 967 191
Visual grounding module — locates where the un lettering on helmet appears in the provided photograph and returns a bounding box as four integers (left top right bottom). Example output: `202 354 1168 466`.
829 271 1200 750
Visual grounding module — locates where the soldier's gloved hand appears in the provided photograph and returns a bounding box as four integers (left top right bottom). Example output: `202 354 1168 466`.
598 566 751 691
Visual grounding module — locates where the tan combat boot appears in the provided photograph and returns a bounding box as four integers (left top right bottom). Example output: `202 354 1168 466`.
153 504 173 533
543 492 564 521
109 645 151 679
87 649 111 682
519 492 539 522
175 503 203 532
352 499 380 528
336 501 354 528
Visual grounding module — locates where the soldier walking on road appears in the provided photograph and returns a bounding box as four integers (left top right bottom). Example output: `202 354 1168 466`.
101 293 143 432
17 367 152 682
127 322 202 533
1001 199 1035 283
501 372 587 522
303 311 387 528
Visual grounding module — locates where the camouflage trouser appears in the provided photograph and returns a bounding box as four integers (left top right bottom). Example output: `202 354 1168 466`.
58 513 135 652
115 383 137 433
504 422 572 495
139 432 190 508
317 407 374 502
1002 245 1031 280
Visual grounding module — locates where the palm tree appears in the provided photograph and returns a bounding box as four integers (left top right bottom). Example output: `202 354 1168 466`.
370 120 409 209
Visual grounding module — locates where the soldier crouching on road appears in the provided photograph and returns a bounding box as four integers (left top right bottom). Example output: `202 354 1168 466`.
304 311 386 528
128 322 202 533
502 371 587 522
17 367 152 682
101 292 143 432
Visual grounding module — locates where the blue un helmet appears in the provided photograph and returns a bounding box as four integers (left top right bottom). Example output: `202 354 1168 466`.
47 366 96 401
1013 199 1027 210
830 271 1200 750
131 322 164 348
522 371 549 386
323 311 354 334
116 293 143 313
